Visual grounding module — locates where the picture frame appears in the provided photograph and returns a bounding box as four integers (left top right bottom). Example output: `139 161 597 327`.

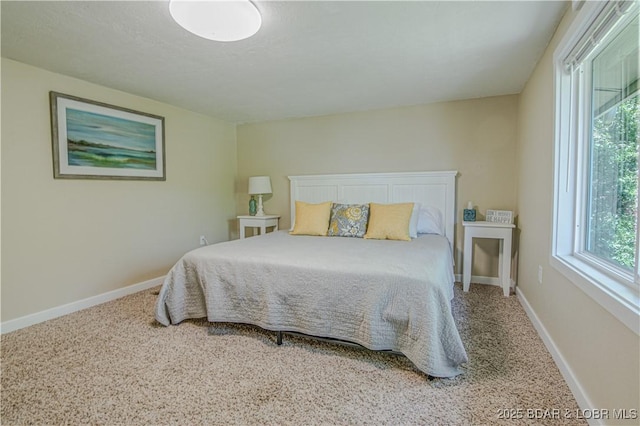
50 91 165 180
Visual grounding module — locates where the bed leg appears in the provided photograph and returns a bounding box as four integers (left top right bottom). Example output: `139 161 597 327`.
276 331 283 345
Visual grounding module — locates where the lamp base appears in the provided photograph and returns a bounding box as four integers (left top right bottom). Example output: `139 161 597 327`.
255 194 266 216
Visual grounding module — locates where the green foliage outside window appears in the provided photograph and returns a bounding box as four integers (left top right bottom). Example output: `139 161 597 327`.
588 94 639 270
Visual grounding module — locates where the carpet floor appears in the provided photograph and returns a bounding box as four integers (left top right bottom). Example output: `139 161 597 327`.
1 283 585 425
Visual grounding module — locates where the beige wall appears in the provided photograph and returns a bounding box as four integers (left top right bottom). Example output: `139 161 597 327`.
237 96 519 276
516 8 639 422
1 59 237 322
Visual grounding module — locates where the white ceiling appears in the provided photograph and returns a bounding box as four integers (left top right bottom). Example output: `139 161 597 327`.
1 0 567 124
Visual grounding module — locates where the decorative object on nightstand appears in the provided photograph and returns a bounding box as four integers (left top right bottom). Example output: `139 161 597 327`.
238 215 280 239
463 201 476 222
248 176 272 217
249 195 257 216
485 209 514 224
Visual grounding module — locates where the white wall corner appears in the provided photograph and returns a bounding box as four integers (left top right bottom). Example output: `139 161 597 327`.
454 274 514 288
0 276 165 334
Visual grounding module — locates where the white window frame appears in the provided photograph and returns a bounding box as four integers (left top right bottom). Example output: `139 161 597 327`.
552 0 639 335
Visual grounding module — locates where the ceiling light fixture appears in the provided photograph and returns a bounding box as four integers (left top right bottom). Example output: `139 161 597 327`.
169 0 262 42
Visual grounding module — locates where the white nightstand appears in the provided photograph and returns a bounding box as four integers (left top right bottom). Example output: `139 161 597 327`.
463 221 515 297
238 215 280 239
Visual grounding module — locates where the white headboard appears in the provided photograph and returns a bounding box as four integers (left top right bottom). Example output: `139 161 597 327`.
288 171 458 247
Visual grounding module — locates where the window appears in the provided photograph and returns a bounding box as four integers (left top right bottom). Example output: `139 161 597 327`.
584 13 638 279
553 0 639 335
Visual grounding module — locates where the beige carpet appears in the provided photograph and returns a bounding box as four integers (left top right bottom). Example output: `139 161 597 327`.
1 283 585 425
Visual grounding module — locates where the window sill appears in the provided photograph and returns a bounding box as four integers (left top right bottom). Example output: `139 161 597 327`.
551 254 640 335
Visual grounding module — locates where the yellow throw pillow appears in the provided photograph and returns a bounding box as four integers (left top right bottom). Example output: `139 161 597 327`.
290 201 332 236
364 202 414 241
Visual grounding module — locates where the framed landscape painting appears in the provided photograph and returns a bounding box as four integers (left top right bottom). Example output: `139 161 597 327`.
50 92 165 180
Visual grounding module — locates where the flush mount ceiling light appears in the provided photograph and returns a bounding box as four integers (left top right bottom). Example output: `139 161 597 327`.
169 0 261 42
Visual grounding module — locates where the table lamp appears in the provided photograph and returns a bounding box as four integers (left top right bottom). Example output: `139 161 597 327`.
248 176 272 217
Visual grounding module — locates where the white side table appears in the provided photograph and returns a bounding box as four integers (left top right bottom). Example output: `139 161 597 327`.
238 215 280 239
463 221 515 297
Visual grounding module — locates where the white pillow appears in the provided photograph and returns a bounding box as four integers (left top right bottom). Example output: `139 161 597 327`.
409 202 420 238
417 206 443 235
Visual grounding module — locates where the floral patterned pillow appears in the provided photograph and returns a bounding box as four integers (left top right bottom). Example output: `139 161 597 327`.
328 203 370 237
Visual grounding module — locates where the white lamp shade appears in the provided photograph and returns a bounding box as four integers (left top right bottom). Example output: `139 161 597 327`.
248 176 272 195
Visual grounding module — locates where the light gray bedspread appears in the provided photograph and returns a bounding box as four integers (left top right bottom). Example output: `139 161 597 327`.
155 231 468 377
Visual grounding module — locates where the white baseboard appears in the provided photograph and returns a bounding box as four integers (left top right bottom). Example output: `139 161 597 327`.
454 274 516 288
0 276 165 335
516 287 599 426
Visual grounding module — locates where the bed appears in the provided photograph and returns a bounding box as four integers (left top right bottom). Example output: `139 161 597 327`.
155 171 468 378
